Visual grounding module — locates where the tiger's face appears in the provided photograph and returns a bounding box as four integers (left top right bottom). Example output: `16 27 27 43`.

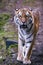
15 8 34 23
15 8 39 33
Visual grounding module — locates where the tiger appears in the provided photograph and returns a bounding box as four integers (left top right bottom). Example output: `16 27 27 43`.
14 8 39 64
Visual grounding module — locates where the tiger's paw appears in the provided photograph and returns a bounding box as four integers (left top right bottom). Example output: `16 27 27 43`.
17 56 23 62
23 59 31 64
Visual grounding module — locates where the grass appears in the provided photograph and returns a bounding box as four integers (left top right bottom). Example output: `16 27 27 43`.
0 13 18 40
0 31 18 41
0 13 11 31
0 14 10 20
0 31 18 58
0 13 10 47
8 44 18 54
0 13 18 57
0 30 17 59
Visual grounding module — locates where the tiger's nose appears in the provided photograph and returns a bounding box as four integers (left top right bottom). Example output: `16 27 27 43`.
22 17 26 22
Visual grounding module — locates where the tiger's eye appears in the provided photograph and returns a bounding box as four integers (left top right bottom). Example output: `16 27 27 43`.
19 15 22 18
26 15 28 17
26 11 29 16
18 11 22 17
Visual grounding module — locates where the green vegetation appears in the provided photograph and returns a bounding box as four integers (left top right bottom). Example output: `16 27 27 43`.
0 13 11 48
0 45 3 49
0 13 18 58
8 44 18 54
0 13 10 31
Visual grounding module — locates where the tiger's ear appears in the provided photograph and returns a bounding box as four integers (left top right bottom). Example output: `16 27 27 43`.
15 9 19 15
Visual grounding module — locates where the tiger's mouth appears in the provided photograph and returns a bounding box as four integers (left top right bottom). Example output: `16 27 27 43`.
20 24 28 29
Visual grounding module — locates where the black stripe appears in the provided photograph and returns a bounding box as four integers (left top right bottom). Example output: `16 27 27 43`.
16 19 19 24
19 31 23 39
19 38 25 46
26 41 32 43
21 29 24 35
29 19 32 24
24 51 25 56
19 38 24 42
27 24 33 32
26 32 33 39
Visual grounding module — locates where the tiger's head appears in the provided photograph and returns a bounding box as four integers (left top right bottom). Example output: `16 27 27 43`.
15 8 34 24
15 8 40 33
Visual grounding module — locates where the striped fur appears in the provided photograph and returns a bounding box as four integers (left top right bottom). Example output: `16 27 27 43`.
14 8 39 64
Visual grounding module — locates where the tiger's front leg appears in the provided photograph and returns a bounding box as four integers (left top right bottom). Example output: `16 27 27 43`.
17 38 23 62
23 42 32 64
